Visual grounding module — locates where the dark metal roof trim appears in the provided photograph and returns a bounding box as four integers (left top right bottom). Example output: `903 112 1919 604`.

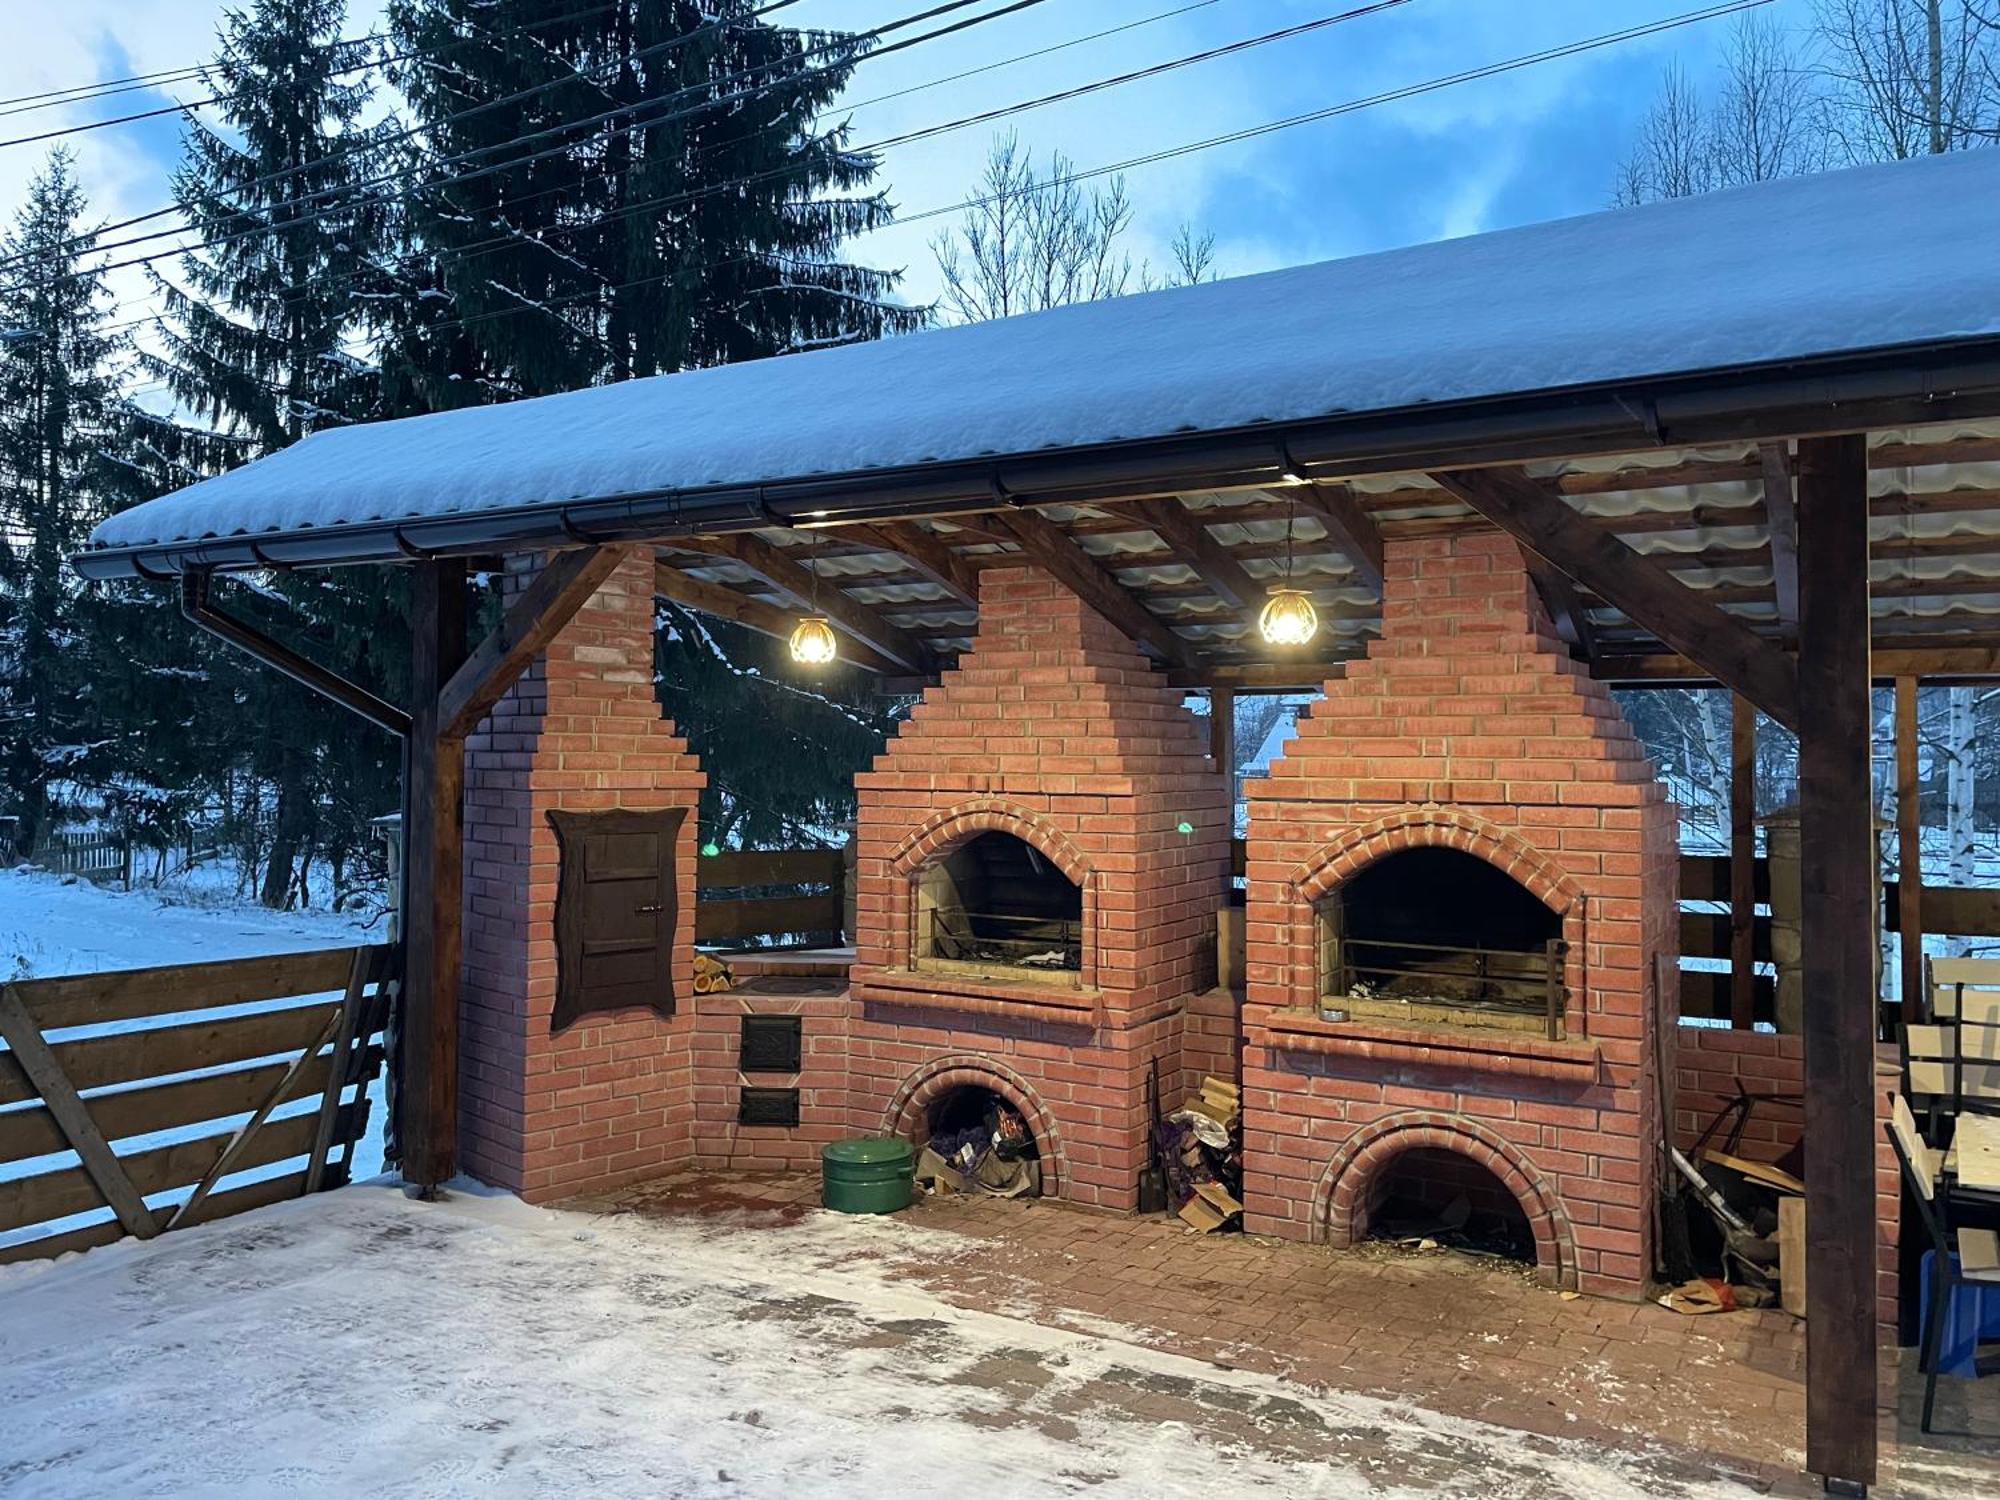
71 336 2000 581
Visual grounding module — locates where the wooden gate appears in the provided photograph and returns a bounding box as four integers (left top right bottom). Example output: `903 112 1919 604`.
0 944 394 1265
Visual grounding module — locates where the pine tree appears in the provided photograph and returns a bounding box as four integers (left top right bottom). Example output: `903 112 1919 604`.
146 0 405 907
0 150 127 857
384 0 922 405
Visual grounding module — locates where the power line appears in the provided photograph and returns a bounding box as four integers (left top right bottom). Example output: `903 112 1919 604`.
4 0 1038 286
126 0 1775 394
94 0 1232 338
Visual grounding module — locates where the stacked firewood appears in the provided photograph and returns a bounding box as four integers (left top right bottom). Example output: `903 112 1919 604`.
692 953 733 994
1164 1076 1244 1233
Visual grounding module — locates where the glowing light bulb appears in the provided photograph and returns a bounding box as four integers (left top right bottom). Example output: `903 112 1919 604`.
1258 586 1320 647
788 615 838 666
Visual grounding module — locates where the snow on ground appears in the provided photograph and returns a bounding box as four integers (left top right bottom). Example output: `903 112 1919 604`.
0 865 378 981
0 1183 1776 1500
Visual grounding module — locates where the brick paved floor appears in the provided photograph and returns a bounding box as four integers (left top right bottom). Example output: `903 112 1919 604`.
568 1170 2000 1496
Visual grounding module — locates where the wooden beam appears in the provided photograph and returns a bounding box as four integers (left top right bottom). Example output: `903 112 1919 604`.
1523 551 1596 661
1165 658 1354 690
1431 467 1800 730
1793 432 1876 1493
1760 441 1800 642
439 546 624 740
401 558 467 1197
1896 675 1925 1023
0 984 160 1239
1131 498 1264 613
670 532 935 673
1729 695 1757 1031
1291 481 1385 592
1597 644 2000 684
842 522 980 608
652 561 898 673
1209 686 1235 777
985 510 1194 667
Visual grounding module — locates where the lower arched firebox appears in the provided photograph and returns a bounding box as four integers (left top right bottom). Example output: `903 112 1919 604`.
1312 1113 1577 1288
882 1055 1068 1200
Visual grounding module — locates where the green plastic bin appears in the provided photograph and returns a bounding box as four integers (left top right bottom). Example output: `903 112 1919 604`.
822 1136 915 1215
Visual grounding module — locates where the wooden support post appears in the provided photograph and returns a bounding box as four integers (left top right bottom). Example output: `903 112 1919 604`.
1896 675 1925 1024
1794 433 1876 1492
1730 694 1758 1030
401 558 467 1196
1209 687 1235 779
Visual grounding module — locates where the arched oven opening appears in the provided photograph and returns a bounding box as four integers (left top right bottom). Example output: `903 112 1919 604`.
916 831 1082 983
1364 1147 1537 1266
917 1084 1043 1198
1318 847 1566 1038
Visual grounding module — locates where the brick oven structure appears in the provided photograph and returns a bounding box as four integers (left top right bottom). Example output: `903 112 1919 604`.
460 549 706 1203
1240 530 1679 1295
847 565 1233 1209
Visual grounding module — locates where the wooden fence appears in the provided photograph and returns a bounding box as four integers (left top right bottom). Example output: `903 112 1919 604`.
694 847 846 946
0 944 394 1266
30 829 131 885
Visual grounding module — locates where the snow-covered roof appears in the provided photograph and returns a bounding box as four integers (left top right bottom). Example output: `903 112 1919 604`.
84 149 2000 572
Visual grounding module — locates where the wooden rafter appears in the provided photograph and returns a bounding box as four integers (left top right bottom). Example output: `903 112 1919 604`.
1596 643 2000 683
652 560 901 673
1131 498 1264 612
985 509 1194 667
1431 466 1800 730
1759 441 1800 641
842 522 980 608
1521 551 1596 661
670 532 935 673
1289 481 1385 592
439 545 625 740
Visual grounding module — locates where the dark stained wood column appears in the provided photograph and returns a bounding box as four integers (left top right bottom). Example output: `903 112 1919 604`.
401 558 468 1196
1730 694 1758 1030
1895 676 1925 1025
1794 433 1876 1492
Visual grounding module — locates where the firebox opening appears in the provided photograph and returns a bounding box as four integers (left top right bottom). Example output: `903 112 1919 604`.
916 832 1083 983
917 1085 1042 1198
1364 1147 1536 1266
1318 847 1565 1036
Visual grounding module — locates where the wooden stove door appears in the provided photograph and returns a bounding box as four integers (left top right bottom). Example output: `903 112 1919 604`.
547 807 686 1033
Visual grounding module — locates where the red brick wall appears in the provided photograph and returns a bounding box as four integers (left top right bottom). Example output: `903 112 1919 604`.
1240 530 1680 1296
690 967 853 1173
460 547 706 1203
845 565 1232 1208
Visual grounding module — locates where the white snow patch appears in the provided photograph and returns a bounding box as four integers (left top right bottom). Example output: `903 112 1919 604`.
0 1184 1780 1499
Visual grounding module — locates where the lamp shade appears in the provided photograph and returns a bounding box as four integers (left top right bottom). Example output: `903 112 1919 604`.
788 614 839 665
1257 586 1320 647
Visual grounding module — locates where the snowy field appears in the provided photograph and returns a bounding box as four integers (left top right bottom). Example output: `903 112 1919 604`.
0 864 378 981
0 1182 1791 1500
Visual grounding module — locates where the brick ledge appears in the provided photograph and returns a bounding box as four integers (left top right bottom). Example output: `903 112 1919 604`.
852 965 1103 1025
1253 1010 1602 1081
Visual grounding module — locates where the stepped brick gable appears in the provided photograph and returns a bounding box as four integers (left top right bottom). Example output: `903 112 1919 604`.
1240 530 1680 1295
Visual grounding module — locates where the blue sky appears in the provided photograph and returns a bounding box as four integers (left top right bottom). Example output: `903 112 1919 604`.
2 0 1818 316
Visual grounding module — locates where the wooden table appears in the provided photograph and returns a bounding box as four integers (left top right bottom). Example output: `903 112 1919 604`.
1947 1111 2000 1198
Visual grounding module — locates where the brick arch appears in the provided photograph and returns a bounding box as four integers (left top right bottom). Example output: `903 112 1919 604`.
1311 1112 1576 1288
885 798 1092 886
881 1054 1067 1197
1291 806 1581 916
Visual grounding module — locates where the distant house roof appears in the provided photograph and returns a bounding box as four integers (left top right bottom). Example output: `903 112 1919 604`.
79 148 2000 579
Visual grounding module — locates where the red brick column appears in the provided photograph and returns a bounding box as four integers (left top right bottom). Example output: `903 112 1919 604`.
460 547 705 1202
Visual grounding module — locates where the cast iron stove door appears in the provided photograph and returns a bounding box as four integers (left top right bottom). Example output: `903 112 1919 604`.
548 807 685 1032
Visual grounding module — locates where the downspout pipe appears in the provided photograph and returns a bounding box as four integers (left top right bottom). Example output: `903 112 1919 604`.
179 570 412 738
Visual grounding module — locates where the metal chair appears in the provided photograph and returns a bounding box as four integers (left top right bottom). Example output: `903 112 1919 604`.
1929 957 2000 1119
1890 1094 2000 1432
